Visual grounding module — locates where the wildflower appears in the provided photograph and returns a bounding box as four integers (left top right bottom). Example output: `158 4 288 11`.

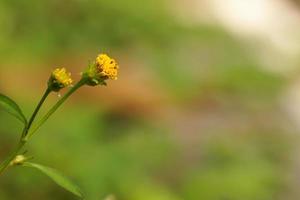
83 53 119 86
48 68 73 92
96 54 119 80
9 155 26 166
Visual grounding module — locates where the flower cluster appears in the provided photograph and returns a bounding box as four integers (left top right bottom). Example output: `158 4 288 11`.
48 53 119 91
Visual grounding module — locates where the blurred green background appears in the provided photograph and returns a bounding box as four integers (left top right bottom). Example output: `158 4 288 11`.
0 0 300 199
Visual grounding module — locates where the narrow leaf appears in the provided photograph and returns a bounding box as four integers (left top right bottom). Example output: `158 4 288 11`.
0 93 27 124
23 162 84 199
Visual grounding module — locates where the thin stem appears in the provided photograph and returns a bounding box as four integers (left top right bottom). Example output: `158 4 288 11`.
23 88 51 138
0 87 51 176
26 78 87 140
0 78 86 176
0 141 25 175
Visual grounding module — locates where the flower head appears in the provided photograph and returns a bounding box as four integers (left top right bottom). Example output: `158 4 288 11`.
48 68 73 92
83 53 119 86
96 54 119 80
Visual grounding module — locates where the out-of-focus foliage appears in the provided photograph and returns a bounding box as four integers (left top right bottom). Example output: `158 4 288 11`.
183 133 291 200
0 0 176 59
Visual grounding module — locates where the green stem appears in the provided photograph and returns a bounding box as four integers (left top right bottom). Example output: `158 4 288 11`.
0 78 86 176
25 78 87 140
0 140 25 175
23 88 51 138
0 87 51 176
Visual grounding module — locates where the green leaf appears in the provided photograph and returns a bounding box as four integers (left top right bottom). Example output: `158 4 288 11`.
0 93 27 124
23 162 84 199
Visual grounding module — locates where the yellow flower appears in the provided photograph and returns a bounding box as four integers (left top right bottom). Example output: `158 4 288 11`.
96 54 119 80
83 53 119 86
48 68 73 91
52 68 73 87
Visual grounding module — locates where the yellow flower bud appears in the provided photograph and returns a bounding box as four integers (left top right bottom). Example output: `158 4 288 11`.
10 155 26 166
96 54 119 80
48 68 73 92
83 53 119 86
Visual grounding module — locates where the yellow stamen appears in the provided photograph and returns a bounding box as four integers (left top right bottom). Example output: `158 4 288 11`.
96 54 119 80
52 68 73 87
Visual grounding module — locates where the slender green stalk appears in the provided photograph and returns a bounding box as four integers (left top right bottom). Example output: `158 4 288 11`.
23 88 51 138
0 87 52 175
0 78 87 176
0 140 25 175
25 78 87 140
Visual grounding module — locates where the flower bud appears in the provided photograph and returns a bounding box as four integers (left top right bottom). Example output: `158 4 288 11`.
10 155 26 166
48 68 73 92
83 54 119 86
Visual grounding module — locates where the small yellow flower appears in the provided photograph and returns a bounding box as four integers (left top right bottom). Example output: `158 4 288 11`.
52 68 73 87
48 68 73 91
96 54 119 80
83 53 119 86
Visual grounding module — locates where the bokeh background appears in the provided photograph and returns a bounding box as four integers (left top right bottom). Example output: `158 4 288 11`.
1 0 300 199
